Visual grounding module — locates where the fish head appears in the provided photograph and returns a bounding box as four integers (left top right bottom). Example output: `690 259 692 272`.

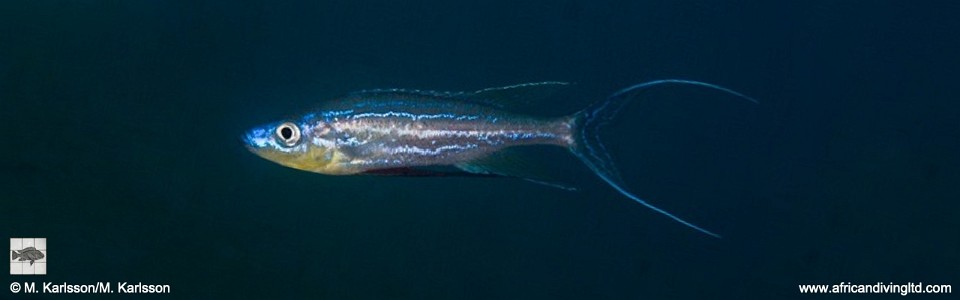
242 115 345 174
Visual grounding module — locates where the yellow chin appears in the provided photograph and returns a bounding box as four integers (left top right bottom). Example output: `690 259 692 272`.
251 147 356 175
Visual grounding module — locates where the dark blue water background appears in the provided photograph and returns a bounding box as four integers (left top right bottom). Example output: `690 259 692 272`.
2 1 957 298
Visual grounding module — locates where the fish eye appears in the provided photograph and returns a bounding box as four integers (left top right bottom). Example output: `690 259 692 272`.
275 122 301 147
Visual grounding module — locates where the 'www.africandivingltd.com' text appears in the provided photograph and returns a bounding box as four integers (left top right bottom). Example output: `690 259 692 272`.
799 282 951 296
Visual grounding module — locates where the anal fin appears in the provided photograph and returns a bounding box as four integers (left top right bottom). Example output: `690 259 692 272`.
455 147 579 191
362 167 499 178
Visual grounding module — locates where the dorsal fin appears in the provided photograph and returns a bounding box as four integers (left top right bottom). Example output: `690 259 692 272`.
346 88 468 99
463 81 572 109
470 81 571 98
345 82 573 112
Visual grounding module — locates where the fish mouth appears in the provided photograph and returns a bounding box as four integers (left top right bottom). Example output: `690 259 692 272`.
239 134 256 152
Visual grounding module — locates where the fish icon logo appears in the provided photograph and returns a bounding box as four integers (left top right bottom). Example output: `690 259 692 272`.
12 247 44 265
10 238 46 275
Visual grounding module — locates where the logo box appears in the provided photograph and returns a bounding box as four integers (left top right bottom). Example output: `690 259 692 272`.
10 238 46 275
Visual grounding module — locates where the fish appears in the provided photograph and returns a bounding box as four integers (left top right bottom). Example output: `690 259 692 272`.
11 247 44 265
242 79 756 238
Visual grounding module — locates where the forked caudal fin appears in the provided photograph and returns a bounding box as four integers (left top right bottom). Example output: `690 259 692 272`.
571 79 757 238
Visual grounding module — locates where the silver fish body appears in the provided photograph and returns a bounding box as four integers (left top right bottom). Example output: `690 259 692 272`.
243 89 576 175
318 97 575 173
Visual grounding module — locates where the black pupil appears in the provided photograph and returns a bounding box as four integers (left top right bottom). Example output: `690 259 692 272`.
280 127 293 140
